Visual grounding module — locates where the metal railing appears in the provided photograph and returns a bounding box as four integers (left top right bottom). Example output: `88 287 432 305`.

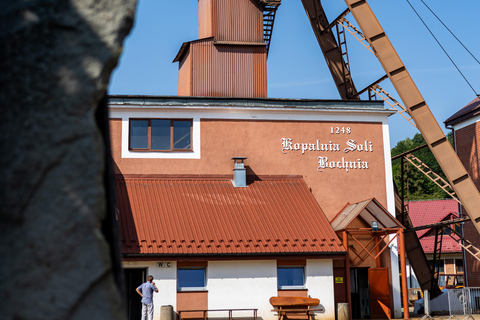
448 288 480 318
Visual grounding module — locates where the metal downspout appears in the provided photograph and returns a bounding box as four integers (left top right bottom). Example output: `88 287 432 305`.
446 124 468 288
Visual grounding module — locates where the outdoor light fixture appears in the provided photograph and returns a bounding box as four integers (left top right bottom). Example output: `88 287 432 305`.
372 221 379 231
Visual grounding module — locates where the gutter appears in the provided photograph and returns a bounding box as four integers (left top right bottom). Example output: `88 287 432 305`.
122 252 347 260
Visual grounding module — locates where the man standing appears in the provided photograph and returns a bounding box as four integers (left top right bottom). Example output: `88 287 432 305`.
136 275 159 320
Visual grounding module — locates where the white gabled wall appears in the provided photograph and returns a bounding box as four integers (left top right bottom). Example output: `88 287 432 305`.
306 260 335 320
207 260 278 320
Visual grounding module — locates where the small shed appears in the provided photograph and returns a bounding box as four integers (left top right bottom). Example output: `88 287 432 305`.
330 198 409 320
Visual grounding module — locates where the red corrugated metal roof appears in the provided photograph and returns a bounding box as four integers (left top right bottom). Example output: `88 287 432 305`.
408 199 461 253
116 176 345 256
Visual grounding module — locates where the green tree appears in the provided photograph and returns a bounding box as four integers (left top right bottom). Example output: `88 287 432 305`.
391 132 453 200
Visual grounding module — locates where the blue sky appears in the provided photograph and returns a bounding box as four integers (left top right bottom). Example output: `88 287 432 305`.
109 0 480 147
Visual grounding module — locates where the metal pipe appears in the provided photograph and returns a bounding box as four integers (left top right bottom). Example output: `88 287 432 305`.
343 231 352 320
399 228 410 319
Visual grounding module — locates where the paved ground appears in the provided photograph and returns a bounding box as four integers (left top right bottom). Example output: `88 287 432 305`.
359 307 480 320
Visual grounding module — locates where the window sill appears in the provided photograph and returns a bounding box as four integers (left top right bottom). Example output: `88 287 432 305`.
177 288 208 292
129 149 193 153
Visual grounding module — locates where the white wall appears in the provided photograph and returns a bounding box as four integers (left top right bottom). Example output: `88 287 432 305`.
306 260 335 320
124 261 177 320
208 260 278 320
382 121 402 319
124 259 336 320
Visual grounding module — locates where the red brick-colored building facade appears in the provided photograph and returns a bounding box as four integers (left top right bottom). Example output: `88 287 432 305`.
109 95 400 320
445 96 480 287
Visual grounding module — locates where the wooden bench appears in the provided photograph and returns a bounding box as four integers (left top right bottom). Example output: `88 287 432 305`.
270 296 324 320
177 308 258 320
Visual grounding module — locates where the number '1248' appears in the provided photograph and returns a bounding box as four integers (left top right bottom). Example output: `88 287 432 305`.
331 127 351 134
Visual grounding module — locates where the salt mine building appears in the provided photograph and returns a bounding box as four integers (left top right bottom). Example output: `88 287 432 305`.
109 1 407 320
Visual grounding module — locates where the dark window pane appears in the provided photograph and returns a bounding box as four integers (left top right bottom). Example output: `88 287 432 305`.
439 261 445 273
455 224 461 234
130 120 148 149
438 275 446 287
278 267 304 287
151 120 171 150
173 121 191 149
178 269 205 288
456 259 464 272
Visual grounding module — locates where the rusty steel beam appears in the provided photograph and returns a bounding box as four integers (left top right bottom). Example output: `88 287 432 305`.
391 144 428 161
301 0 358 100
394 186 442 298
344 0 480 233
407 217 470 232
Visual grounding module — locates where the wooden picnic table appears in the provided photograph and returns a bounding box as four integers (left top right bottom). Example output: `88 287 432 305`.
270 296 323 320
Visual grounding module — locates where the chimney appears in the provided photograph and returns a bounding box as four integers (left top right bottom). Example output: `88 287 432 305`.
231 157 248 187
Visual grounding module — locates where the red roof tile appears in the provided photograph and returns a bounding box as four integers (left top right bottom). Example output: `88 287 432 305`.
116 176 346 256
407 199 461 253
419 237 460 254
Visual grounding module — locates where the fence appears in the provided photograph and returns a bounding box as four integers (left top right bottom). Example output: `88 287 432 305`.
448 288 480 317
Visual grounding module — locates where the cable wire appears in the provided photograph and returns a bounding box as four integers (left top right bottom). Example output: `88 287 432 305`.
405 0 478 95
419 0 480 66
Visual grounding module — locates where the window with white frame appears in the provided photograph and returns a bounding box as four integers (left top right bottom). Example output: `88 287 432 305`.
129 119 192 151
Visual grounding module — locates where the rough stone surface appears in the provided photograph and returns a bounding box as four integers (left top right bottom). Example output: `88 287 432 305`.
0 0 137 319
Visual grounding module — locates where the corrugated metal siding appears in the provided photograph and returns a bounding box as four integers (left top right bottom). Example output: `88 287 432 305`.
178 46 192 96
177 0 267 98
215 0 263 43
189 40 267 97
253 46 267 97
191 39 215 96
116 176 345 256
198 0 214 39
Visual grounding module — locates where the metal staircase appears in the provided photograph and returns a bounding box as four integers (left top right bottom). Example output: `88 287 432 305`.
300 0 357 99
404 153 460 202
447 229 480 263
259 1 281 56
